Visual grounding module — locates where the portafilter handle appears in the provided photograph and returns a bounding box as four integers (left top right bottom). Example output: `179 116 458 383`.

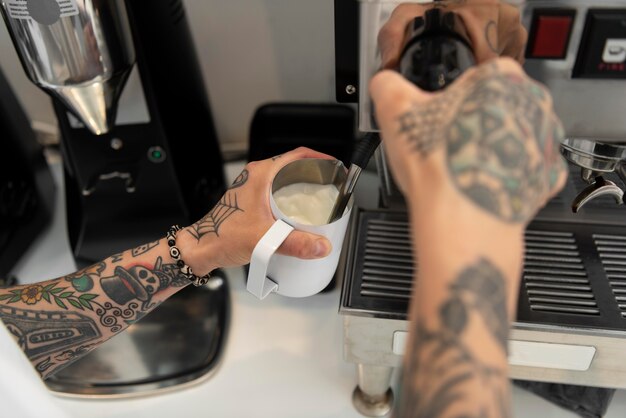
399 8 475 91
329 9 475 222
374 8 476 209
560 139 626 211
572 176 624 213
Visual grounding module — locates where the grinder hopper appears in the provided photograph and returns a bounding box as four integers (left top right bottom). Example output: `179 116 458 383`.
0 0 136 135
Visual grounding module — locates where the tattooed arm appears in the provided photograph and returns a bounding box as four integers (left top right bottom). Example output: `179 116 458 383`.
370 59 567 417
0 241 194 378
0 147 333 379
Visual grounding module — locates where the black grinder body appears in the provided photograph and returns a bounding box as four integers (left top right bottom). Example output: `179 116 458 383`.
56 0 226 266
0 69 55 279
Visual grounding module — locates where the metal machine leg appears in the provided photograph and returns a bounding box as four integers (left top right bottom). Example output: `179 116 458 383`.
352 363 395 417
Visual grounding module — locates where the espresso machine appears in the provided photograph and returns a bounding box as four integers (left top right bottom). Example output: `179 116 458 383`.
1 0 229 396
335 0 626 416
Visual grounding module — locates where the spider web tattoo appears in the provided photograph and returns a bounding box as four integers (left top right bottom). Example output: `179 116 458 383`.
188 192 243 241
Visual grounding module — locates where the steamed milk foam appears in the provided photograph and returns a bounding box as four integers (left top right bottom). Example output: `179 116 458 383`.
273 183 339 226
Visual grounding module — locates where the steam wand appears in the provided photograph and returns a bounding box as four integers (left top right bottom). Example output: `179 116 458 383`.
327 8 476 223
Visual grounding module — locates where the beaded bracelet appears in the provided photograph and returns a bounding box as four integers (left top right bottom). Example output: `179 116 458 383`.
166 225 211 287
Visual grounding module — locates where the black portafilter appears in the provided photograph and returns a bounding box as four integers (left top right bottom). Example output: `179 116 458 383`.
327 8 475 223
399 8 475 91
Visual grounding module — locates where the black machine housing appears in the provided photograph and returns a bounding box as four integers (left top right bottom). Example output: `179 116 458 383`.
56 0 225 265
0 69 55 280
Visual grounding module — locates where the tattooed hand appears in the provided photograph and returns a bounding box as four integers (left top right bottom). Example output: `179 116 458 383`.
371 58 567 226
177 147 335 276
378 0 527 70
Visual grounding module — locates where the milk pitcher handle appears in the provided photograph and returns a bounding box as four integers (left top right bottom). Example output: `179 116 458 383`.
247 220 294 299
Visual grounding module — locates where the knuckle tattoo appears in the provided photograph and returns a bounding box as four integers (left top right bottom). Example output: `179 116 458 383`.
395 64 558 224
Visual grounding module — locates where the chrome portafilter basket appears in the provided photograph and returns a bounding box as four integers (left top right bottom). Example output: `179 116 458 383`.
560 138 626 212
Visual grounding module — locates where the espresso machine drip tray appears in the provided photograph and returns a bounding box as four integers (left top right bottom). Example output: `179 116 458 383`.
343 210 626 331
340 185 626 414
45 275 229 398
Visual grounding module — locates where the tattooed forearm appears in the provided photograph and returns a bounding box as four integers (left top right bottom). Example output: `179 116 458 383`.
397 258 511 418
0 306 101 360
110 252 124 262
131 240 159 257
447 260 509 351
0 239 191 379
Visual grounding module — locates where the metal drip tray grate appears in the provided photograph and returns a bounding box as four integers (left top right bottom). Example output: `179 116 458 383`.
595 234 626 318
341 209 626 331
360 219 413 300
524 230 598 316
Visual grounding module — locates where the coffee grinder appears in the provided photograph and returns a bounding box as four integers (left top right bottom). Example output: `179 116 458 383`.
335 0 626 416
1 0 229 396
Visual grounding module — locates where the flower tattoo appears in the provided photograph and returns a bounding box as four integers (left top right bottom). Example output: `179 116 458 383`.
20 285 43 305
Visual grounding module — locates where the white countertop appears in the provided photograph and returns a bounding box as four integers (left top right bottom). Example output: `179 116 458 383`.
9 158 626 417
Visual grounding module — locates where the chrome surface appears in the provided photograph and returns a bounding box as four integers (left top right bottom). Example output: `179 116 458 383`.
272 159 347 194
358 0 393 133
523 230 600 314
522 0 626 143
374 148 391 201
375 147 408 210
81 170 136 196
561 138 626 213
110 138 123 150
523 0 626 207
352 387 393 418
328 165 362 223
344 1 626 413
340 207 626 406
45 276 230 397
352 364 394 418
595 233 626 318
343 315 626 392
560 138 626 209
357 0 446 130
0 0 136 135
357 0 525 132
561 138 626 173
360 218 413 299
572 177 623 213
365 0 626 209
341 207 626 322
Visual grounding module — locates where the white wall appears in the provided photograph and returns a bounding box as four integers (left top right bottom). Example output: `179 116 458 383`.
0 0 338 152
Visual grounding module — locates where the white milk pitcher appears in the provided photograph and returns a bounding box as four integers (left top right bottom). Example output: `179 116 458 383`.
247 158 354 299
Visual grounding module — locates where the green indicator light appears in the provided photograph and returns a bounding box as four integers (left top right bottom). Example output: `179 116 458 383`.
148 146 165 163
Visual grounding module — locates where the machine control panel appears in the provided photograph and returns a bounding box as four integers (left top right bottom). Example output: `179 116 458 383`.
526 8 576 59
521 1 626 142
526 7 626 79
573 9 626 78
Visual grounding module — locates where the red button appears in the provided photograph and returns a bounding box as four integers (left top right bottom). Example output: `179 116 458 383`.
529 15 574 59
